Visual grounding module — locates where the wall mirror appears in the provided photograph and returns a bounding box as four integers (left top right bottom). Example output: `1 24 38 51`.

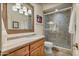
3 3 34 34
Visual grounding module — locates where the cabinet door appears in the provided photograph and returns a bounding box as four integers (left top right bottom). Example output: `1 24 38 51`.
30 47 40 56
30 45 45 56
30 39 44 52
7 46 29 56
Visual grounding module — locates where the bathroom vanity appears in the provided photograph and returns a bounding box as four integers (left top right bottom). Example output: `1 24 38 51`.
2 37 45 56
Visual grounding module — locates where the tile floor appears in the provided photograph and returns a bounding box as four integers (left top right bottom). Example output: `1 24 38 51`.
45 46 72 56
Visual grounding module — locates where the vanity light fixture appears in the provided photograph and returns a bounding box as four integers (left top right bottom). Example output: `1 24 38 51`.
12 3 32 16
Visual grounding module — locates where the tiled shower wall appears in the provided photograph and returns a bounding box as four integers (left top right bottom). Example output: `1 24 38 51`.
45 9 71 49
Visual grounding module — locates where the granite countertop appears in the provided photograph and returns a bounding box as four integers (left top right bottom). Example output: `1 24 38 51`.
2 34 45 52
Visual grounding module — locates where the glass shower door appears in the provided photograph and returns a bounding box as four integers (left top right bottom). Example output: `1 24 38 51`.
44 9 71 49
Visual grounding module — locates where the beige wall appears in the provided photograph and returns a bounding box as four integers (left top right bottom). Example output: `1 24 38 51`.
31 3 44 35
42 3 62 11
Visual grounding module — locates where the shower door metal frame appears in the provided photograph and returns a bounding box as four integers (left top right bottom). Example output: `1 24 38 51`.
44 7 73 49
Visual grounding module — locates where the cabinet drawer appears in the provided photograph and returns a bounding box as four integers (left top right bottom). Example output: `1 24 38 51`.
30 39 44 52
7 46 29 56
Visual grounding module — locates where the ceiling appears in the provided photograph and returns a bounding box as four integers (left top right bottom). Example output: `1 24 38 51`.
40 3 72 14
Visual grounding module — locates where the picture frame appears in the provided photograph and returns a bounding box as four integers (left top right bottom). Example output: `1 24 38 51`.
37 15 42 23
12 21 19 29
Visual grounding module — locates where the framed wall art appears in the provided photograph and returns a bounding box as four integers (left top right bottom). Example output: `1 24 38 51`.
37 15 42 23
12 21 19 29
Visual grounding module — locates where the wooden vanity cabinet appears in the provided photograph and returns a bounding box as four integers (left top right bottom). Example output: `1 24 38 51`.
2 38 45 56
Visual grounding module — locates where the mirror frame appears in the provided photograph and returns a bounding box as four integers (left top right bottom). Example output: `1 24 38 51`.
3 3 34 34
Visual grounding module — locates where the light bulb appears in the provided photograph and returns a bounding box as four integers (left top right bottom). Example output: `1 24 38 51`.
23 7 27 12
25 11 28 16
28 9 32 15
19 9 23 14
12 6 17 11
16 3 21 9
